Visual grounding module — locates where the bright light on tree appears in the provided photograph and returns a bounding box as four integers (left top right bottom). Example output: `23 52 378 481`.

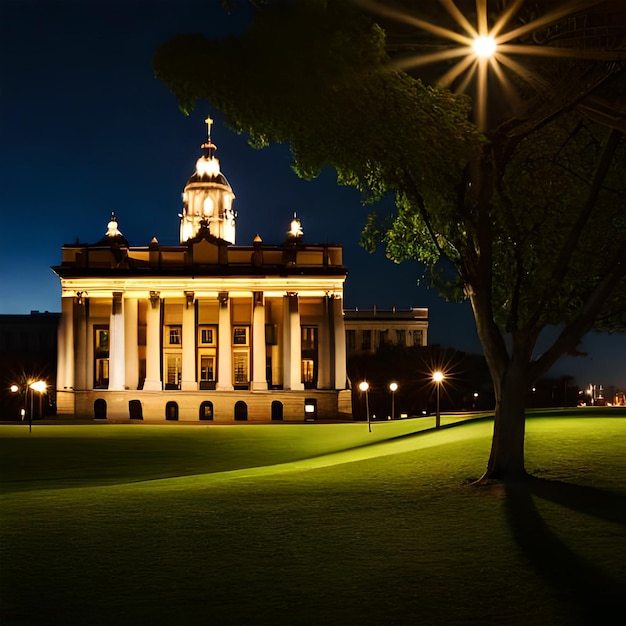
473 36 496 58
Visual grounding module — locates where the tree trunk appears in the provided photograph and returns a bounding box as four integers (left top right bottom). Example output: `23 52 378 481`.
481 359 529 481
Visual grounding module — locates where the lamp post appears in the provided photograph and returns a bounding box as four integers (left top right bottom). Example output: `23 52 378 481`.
29 381 47 433
432 371 444 429
389 382 398 420
359 380 371 432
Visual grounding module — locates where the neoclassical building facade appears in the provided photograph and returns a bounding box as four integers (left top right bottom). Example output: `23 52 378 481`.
54 121 350 422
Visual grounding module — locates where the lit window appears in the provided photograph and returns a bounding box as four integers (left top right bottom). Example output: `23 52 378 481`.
200 355 215 382
302 358 315 383
168 326 182 345
233 327 248 346
233 352 249 384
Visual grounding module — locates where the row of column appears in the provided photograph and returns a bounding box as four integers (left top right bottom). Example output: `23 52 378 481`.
57 291 346 393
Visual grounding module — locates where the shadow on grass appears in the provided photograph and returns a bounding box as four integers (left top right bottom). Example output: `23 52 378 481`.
505 477 626 625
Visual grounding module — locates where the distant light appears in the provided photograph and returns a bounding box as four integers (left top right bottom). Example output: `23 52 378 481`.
389 382 398 392
432 371 444 383
473 36 496 58
29 381 47 393
10 384 19 393
304 404 315 413
359 381 369 392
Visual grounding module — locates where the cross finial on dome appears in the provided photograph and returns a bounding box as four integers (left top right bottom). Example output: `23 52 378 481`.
201 114 217 155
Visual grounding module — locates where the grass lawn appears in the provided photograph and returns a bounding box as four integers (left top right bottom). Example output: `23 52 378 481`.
1 410 625 625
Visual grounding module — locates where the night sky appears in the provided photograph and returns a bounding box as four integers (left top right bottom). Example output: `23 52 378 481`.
1 0 624 389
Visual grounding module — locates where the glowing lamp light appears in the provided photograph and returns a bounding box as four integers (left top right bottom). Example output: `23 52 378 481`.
359 381 369 392
432 371 444 384
473 36 496 58
10 384 19 393
30 381 47 393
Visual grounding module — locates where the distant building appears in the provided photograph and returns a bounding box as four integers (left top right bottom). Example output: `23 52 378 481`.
52 120 350 422
344 307 428 355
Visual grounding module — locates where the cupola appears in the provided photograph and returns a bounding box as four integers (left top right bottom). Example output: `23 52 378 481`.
179 116 237 244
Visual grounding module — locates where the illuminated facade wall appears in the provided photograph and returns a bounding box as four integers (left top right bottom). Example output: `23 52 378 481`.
53 235 348 421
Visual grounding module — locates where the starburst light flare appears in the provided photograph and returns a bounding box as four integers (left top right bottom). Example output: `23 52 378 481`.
356 0 624 129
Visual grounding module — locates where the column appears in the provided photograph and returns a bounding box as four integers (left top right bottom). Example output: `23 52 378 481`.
181 291 197 390
143 291 162 390
216 292 233 390
124 297 139 390
74 298 88 391
251 291 268 391
283 293 303 390
57 298 74 390
332 295 347 390
108 292 125 390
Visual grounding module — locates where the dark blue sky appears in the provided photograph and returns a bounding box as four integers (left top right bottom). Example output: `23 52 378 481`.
1 0 624 389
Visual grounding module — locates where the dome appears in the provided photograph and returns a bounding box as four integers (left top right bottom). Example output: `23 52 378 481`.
179 120 237 245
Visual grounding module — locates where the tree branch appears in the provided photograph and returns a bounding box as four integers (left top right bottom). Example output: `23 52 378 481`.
531 246 626 379
525 128 622 330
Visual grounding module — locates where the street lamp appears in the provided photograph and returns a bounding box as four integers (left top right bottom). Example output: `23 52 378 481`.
11 380 46 432
389 382 398 420
432 370 445 429
359 380 371 432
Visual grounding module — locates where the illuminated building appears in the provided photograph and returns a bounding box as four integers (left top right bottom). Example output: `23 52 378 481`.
53 120 349 421
344 308 428 355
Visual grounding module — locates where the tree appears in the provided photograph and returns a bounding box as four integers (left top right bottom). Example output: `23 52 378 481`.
154 0 626 480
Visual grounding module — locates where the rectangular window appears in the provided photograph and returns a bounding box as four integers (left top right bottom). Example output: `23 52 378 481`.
168 325 182 346
200 355 215 382
302 358 315 384
233 327 248 346
95 358 109 388
362 330 371 351
346 330 355 353
412 330 423 346
301 327 316 351
94 326 110 388
95 328 109 356
396 329 406 346
166 354 181 388
199 326 216 345
379 330 389 346
233 351 249 384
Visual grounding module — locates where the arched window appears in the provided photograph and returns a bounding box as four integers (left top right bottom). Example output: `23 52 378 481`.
165 401 179 421
94 398 107 420
129 399 143 420
234 401 248 421
271 400 283 421
199 401 214 421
